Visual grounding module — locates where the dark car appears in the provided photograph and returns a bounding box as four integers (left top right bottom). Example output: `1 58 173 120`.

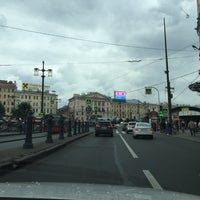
95 121 113 137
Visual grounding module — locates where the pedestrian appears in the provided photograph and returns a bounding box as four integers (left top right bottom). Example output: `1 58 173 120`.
160 120 166 133
166 120 172 135
188 120 196 136
180 120 186 133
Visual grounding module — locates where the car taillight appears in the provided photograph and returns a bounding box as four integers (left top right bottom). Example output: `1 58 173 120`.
150 128 153 132
134 128 139 131
96 125 101 128
108 125 113 129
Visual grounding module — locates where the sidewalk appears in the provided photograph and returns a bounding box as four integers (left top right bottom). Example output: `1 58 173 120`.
0 131 92 169
172 129 200 143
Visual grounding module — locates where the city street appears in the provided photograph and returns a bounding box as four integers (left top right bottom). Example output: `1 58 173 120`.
0 128 200 197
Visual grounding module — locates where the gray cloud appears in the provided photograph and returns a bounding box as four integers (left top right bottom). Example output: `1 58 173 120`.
0 0 199 107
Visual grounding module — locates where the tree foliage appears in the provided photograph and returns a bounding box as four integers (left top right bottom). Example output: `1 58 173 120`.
12 102 33 119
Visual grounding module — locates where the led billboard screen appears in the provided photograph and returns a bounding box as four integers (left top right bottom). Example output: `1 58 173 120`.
114 91 126 101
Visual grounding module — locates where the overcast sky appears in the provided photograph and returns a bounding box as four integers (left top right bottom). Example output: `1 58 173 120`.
0 0 199 108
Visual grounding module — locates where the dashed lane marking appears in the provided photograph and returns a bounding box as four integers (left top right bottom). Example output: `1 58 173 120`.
119 134 138 159
143 170 163 190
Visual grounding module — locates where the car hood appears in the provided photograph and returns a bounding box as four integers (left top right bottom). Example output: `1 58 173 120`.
0 182 199 200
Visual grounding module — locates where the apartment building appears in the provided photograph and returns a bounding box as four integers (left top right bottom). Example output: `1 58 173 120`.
0 80 17 116
68 92 111 122
0 80 58 117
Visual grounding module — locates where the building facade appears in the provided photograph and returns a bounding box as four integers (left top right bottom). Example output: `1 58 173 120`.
0 80 17 116
67 92 160 122
111 99 159 121
0 80 58 117
68 92 111 122
15 90 58 117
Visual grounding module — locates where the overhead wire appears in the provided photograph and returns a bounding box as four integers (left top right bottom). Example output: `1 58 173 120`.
0 24 195 52
127 69 199 94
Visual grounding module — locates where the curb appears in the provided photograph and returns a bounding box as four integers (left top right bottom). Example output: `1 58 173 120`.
173 134 200 143
0 132 93 170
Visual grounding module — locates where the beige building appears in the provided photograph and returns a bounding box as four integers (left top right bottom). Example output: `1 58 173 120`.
111 99 159 120
15 90 58 117
67 92 160 122
0 80 17 116
68 92 111 122
0 80 58 117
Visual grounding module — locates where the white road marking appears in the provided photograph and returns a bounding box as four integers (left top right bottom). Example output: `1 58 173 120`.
119 134 138 159
143 170 163 190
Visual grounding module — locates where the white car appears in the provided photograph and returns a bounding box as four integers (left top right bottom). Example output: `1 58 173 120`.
126 121 136 134
133 122 154 139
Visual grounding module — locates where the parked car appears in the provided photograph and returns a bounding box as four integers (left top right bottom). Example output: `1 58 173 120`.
133 122 154 139
95 121 113 137
126 121 136 134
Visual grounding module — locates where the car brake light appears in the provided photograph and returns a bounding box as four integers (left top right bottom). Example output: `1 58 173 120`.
96 125 100 128
108 125 113 129
150 128 153 131
134 128 138 131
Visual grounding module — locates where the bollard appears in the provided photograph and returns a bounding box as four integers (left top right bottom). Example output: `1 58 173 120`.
74 120 77 135
46 114 53 143
59 115 64 139
68 119 72 137
87 121 90 132
81 121 84 133
78 120 81 134
85 121 87 132
23 113 33 149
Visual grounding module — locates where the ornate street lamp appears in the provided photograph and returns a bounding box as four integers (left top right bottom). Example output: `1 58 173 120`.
34 61 52 116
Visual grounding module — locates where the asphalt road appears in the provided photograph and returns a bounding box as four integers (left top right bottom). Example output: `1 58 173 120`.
0 128 200 197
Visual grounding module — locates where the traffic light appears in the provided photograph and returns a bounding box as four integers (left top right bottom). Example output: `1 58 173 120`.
159 111 163 117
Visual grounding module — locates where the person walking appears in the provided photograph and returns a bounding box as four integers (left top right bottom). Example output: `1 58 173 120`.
180 120 186 133
188 120 196 136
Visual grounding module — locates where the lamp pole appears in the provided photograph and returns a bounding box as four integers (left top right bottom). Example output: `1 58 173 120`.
34 61 52 116
163 18 172 122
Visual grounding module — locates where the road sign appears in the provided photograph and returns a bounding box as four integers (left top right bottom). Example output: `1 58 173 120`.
145 87 152 95
22 82 29 90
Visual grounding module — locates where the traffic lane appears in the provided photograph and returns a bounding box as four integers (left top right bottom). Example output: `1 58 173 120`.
0 131 151 189
120 132 200 196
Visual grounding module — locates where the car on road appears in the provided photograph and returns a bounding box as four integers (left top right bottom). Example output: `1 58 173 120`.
126 121 136 134
95 121 113 137
121 122 128 132
133 122 154 139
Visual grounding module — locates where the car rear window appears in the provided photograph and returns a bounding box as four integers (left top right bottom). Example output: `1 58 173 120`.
98 122 111 126
136 123 151 128
129 122 136 126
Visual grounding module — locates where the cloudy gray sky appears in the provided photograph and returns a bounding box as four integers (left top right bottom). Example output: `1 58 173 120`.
0 0 199 107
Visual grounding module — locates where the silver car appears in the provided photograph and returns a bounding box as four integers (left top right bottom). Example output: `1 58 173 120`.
133 122 154 139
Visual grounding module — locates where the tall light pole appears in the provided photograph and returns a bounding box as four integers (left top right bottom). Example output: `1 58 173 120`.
34 61 52 116
163 18 172 122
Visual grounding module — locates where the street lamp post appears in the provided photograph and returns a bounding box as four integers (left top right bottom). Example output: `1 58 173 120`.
34 61 52 116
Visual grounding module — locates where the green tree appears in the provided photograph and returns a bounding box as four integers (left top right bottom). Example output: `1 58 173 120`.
0 102 5 118
12 102 33 119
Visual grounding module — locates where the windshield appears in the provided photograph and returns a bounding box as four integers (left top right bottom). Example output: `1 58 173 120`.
0 0 200 199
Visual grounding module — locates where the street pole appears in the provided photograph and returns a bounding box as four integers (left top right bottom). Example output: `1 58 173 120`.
41 61 45 115
163 18 172 123
34 61 52 116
